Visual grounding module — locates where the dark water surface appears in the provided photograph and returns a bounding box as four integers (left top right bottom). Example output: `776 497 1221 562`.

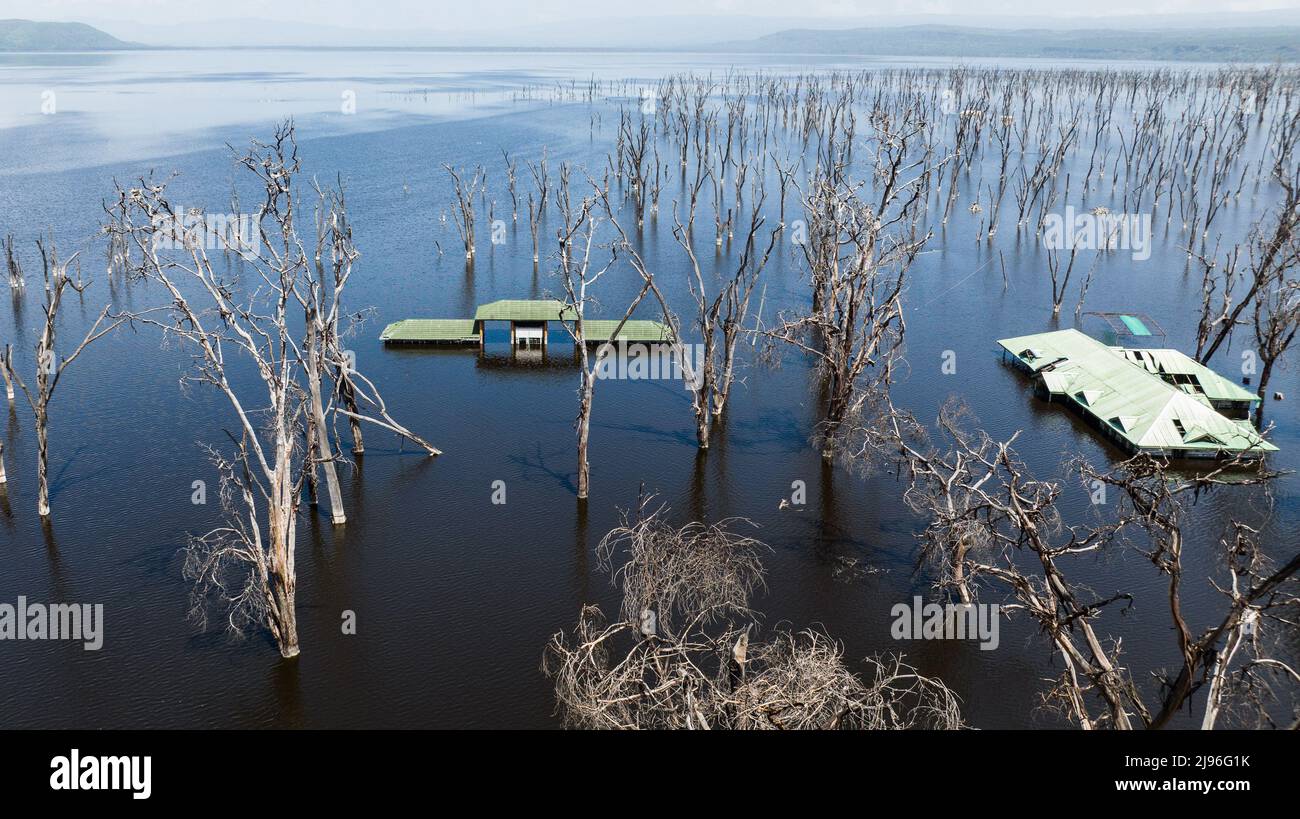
0 50 1296 728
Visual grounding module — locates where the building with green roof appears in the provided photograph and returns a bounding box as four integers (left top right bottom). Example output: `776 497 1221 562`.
380 299 672 347
997 329 1276 458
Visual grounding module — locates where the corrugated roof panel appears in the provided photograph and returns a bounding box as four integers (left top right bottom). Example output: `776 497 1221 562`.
582 320 673 342
380 319 479 342
473 299 578 322
1040 370 1073 392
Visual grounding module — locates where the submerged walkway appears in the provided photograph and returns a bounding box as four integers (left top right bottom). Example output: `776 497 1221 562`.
380 299 672 346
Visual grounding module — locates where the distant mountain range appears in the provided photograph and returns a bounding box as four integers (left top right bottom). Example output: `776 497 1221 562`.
713 24 1300 62
0 19 134 50
84 10 1300 49
2 16 1297 63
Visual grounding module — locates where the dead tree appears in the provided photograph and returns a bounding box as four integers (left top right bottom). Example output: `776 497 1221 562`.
1252 275 1300 426
527 147 550 213
543 500 964 730
603 178 777 449
4 234 23 290
105 124 312 657
107 124 440 655
1194 243 1242 361
1197 113 1300 366
552 166 651 500
502 149 519 223
1 344 14 407
310 184 440 459
5 238 122 517
1082 456 1295 729
767 116 936 458
312 186 367 458
854 398 1297 729
527 192 540 265
771 150 796 226
297 189 348 525
0 347 8 484
1046 245 1079 317
444 164 483 263
618 111 651 228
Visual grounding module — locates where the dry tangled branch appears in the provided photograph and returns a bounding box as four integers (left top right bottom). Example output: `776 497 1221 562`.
730 633 963 730
595 508 766 635
851 397 1298 729
544 501 963 730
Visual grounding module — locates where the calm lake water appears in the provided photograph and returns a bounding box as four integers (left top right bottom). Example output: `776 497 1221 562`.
0 49 1296 728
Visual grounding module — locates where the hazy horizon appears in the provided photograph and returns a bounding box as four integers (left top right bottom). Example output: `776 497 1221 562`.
7 0 1300 43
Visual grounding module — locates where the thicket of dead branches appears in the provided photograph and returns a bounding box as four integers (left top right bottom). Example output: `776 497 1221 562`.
849 398 1298 729
543 499 964 729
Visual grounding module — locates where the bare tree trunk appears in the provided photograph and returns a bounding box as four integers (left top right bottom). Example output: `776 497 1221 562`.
1254 358 1275 428
303 416 319 508
268 570 298 659
1 344 12 406
336 368 365 454
306 314 346 524
35 405 49 516
266 458 299 658
1200 619 1248 730
576 369 594 500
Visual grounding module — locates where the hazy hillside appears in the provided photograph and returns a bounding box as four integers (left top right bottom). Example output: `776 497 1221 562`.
3 15 1295 60
86 9 1300 49
716 24 1300 63
0 19 134 51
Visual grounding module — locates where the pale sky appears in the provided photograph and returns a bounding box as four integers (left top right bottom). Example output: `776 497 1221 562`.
8 0 1300 32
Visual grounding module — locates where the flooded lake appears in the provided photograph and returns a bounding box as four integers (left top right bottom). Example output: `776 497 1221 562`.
0 49 1296 728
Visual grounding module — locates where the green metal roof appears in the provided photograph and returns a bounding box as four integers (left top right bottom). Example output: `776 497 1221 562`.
381 314 672 344
474 299 577 322
998 329 1276 455
581 320 673 343
1111 346 1261 405
380 319 478 343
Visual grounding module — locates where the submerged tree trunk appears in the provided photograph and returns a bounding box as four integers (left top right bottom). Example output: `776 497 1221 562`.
266 463 300 658
694 350 713 449
1 344 12 406
306 315 346 524
269 416 301 658
35 405 49 516
821 374 853 459
336 367 365 454
303 419 319 509
269 571 298 659
1254 358 1275 429
576 369 594 500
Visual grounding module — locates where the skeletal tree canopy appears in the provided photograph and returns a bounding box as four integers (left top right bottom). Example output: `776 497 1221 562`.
544 502 964 730
847 397 1299 729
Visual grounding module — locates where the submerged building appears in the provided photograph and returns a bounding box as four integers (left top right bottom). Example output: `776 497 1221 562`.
380 299 672 348
997 329 1276 458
